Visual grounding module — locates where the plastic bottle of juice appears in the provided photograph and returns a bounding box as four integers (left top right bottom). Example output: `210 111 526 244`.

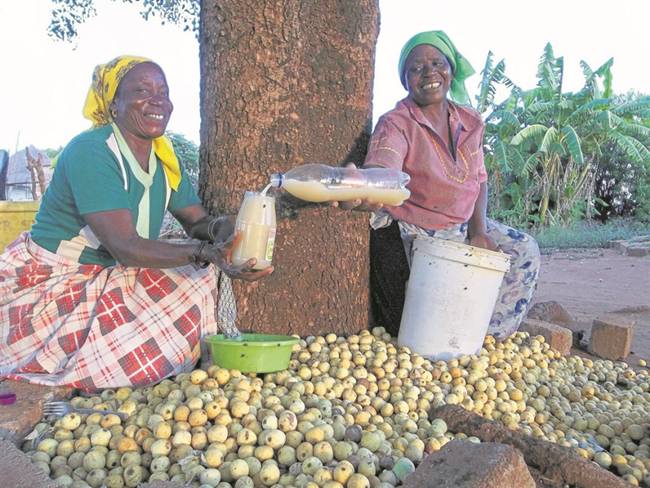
232 191 276 270
269 164 410 205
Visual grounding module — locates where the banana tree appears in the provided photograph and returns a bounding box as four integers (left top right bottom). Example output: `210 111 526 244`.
477 43 650 227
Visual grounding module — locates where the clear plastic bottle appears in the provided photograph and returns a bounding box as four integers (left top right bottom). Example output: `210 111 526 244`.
269 163 411 205
232 191 276 270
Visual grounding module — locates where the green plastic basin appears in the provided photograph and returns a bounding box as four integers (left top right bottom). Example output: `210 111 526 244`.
204 333 299 373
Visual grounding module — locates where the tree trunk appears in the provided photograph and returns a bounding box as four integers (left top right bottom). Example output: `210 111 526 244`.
199 0 380 337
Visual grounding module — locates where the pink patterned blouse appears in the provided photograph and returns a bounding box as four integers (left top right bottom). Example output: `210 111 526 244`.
364 97 487 230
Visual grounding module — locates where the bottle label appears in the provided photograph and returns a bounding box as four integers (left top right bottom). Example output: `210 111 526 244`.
265 228 276 262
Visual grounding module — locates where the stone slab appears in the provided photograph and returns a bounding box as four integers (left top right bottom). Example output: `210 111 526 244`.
0 438 57 488
526 301 573 326
625 246 650 257
520 318 573 356
0 380 74 445
589 314 634 361
402 440 535 488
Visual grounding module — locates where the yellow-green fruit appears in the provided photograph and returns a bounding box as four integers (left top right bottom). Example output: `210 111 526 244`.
207 424 228 443
237 428 257 446
244 457 262 476
314 467 334 485
105 450 121 469
199 468 222 486
333 461 354 484
56 439 75 458
346 473 370 488
203 448 224 468
254 445 274 462
302 456 324 476
120 451 142 468
190 369 208 385
259 462 281 486
82 450 106 471
313 441 334 463
60 413 82 431
104 474 125 488
150 455 170 473
86 468 107 488
90 429 111 447
171 430 191 447
100 414 122 430
357 459 376 478
261 429 286 449
627 425 645 441
334 441 354 461
296 442 313 461
360 431 382 452
392 457 416 481
594 452 612 469
123 465 145 487
230 459 250 479
188 409 208 427
278 411 298 432
150 439 172 457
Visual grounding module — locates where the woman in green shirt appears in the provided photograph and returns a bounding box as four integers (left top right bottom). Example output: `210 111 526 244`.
0 56 272 391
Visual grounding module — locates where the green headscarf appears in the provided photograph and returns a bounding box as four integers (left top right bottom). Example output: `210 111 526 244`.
398 30 475 105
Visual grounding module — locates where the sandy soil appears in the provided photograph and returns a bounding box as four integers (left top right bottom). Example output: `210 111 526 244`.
534 247 650 362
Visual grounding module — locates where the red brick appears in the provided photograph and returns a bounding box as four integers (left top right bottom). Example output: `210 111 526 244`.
520 318 573 355
403 440 535 488
0 380 74 445
589 315 634 360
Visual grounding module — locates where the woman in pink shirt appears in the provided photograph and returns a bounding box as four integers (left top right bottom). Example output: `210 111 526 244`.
364 31 540 339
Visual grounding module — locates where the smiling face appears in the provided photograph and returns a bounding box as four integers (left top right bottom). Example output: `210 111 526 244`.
404 44 453 107
111 62 173 141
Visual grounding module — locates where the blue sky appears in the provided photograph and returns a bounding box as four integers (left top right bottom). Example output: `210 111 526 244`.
0 0 648 151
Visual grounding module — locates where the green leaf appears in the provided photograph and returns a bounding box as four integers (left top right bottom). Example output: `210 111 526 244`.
565 98 611 125
494 139 510 172
618 121 650 142
523 153 539 175
511 124 548 146
612 133 644 163
613 96 650 117
561 126 584 165
595 58 614 98
540 127 560 153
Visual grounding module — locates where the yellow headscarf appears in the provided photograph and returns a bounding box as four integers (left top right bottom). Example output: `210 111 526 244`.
82 55 182 191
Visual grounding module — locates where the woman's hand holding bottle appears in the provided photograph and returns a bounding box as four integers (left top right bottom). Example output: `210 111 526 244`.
193 233 274 282
332 163 389 212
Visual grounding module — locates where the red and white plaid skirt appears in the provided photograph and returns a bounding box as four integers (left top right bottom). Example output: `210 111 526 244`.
0 233 223 391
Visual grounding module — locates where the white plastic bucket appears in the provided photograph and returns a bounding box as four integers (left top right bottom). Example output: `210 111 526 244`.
398 235 510 360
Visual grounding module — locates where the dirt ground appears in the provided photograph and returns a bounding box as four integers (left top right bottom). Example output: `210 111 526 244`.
534 247 650 362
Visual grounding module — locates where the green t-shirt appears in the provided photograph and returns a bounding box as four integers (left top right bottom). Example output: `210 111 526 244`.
31 124 200 266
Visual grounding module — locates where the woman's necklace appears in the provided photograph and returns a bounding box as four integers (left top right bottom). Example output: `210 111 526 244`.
430 135 470 184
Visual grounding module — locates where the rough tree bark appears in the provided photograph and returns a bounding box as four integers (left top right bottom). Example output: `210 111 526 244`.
199 0 380 336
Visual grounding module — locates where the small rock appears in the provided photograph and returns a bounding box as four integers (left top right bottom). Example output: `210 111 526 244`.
526 301 573 326
402 440 535 488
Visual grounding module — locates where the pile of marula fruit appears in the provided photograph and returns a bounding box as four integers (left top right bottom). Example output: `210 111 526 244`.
23 328 650 488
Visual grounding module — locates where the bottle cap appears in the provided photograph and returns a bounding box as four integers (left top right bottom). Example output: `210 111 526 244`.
269 173 283 187
0 391 16 405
